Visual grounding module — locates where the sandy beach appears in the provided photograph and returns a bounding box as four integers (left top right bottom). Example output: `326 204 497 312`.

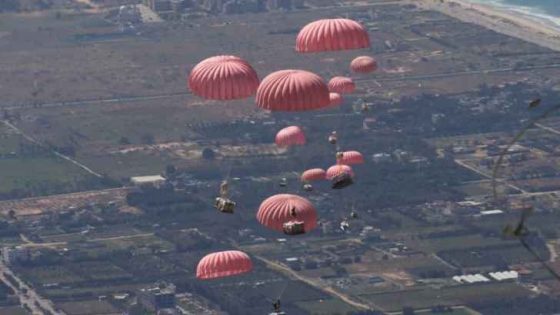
416 0 560 52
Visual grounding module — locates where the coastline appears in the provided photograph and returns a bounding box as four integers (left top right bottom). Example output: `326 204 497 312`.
415 0 560 52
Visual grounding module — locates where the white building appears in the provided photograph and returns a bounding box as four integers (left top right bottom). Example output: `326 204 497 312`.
130 175 166 187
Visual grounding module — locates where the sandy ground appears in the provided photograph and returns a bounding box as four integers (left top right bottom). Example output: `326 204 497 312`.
416 0 560 52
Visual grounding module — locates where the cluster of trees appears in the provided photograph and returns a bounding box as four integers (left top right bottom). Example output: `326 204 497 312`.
0 176 119 201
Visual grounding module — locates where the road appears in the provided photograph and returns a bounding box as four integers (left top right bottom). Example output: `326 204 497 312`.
18 232 155 249
454 158 527 194
536 123 560 136
253 254 380 312
2 120 103 178
0 258 65 315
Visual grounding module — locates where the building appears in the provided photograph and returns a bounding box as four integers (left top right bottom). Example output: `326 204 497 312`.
130 175 166 187
2 246 30 265
372 153 391 163
137 282 176 312
145 0 172 11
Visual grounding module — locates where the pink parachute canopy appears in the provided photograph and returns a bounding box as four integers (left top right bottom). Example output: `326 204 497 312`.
301 168 326 182
196 250 253 280
328 76 356 94
296 18 370 53
329 92 343 107
256 70 330 111
256 194 318 233
350 56 378 74
326 164 354 180
275 126 306 148
188 55 259 100
338 151 364 165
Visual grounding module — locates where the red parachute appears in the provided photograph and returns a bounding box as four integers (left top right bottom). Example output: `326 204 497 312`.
326 164 354 180
196 250 253 280
301 168 327 182
329 92 343 107
256 194 318 232
350 56 378 74
188 55 259 100
256 70 330 111
275 126 306 148
337 151 365 165
328 76 355 94
296 18 370 53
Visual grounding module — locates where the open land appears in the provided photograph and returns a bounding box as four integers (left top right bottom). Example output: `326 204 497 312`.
1 0 560 314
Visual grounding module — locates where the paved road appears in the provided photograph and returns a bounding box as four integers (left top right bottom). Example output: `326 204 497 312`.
253 254 379 312
19 232 155 249
454 158 527 194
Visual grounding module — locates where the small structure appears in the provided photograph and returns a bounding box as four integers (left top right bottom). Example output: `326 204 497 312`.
489 270 519 281
130 175 166 188
452 274 490 284
479 209 504 216
2 246 30 266
137 282 176 313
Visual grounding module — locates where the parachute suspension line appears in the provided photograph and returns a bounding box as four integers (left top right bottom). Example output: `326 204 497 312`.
491 102 560 201
491 101 560 283
276 280 289 300
220 159 234 198
224 159 233 181
520 235 560 282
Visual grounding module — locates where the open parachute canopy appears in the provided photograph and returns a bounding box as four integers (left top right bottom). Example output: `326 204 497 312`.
296 18 370 53
188 55 259 100
326 164 354 180
256 194 318 233
256 70 330 111
350 56 378 74
275 126 306 148
337 151 365 165
196 250 253 280
328 76 356 94
301 168 327 182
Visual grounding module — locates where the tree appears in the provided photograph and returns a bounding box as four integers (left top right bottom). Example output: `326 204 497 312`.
165 165 176 176
118 136 130 145
140 133 155 145
202 148 215 160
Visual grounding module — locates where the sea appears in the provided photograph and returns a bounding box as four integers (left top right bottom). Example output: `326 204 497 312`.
466 0 560 30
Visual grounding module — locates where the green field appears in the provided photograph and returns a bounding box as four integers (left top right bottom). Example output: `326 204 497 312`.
414 306 480 315
295 299 360 315
359 282 529 311
19 265 84 286
58 300 119 315
406 234 514 253
0 124 101 195
0 306 29 315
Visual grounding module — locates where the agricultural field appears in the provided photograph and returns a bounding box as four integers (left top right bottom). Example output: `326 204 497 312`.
58 300 119 315
359 282 529 312
405 234 516 253
0 306 28 315
295 298 360 315
0 124 98 196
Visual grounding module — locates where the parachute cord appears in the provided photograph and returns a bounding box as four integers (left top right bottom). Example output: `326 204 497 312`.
276 280 289 300
224 159 233 181
492 102 560 200
519 235 560 282
490 101 560 283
